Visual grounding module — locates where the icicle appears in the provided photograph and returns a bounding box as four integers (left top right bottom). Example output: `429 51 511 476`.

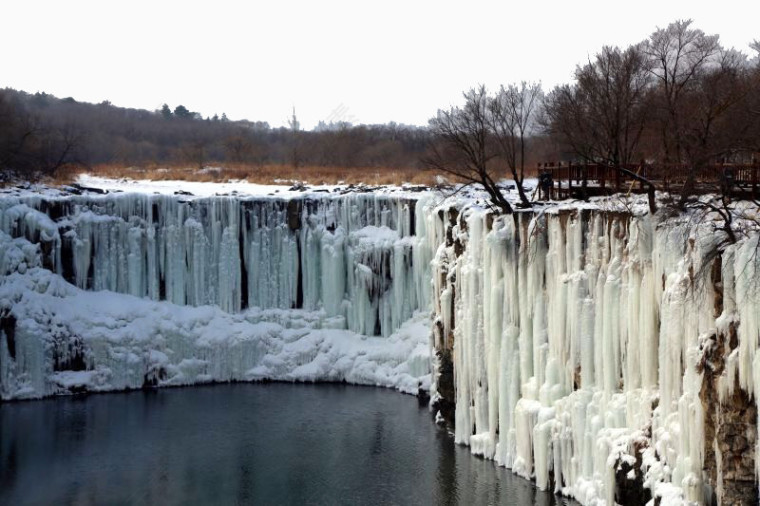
0 191 433 339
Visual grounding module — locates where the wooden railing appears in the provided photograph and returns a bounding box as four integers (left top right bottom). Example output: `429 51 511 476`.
537 162 759 200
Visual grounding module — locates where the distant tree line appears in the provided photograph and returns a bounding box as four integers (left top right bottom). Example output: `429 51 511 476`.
427 19 760 212
0 90 432 182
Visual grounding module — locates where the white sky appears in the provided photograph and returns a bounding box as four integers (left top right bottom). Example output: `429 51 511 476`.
2 0 757 130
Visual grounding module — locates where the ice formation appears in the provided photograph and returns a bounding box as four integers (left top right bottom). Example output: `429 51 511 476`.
426 200 760 506
0 190 426 336
2 178 760 506
0 245 431 398
0 187 438 401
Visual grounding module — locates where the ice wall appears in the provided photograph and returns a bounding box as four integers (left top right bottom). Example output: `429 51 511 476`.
0 191 431 338
427 204 760 506
0 190 439 401
0 232 433 400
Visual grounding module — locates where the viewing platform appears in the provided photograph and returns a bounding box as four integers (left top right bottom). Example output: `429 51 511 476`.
537 162 759 200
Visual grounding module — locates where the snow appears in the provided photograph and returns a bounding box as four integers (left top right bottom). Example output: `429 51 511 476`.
3 177 760 506
0 238 432 399
73 174 430 200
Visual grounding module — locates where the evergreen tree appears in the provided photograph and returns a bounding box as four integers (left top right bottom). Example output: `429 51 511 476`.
173 105 193 119
160 104 172 119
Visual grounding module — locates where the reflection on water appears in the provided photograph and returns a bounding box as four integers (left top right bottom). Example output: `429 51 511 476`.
0 384 575 506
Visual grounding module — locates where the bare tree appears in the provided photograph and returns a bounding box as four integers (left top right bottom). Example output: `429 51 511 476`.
644 19 721 205
543 45 652 165
542 44 659 212
0 90 90 180
224 133 253 163
424 85 514 214
681 48 753 167
488 82 542 207
645 19 720 162
178 121 214 170
0 91 37 179
44 121 89 174
742 41 760 147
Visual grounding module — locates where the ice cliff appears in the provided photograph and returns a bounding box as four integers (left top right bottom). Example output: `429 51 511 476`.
425 199 760 506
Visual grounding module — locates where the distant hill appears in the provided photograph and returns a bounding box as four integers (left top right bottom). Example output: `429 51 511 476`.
0 88 432 182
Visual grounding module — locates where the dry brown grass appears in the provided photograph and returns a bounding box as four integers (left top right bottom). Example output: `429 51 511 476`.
52 163 440 187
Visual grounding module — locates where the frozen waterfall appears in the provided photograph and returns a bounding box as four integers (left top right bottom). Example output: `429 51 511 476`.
0 191 431 338
427 202 760 506
3 181 760 506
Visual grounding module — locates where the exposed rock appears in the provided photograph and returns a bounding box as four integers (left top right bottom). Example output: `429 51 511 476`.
65 183 108 195
0 312 16 360
287 199 301 230
700 321 758 505
432 348 456 427
143 366 167 389
614 439 652 506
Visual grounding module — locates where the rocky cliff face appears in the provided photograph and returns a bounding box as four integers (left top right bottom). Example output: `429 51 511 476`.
700 320 758 506
425 200 760 506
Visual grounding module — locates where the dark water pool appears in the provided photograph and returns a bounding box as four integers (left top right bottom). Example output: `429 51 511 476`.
0 383 575 506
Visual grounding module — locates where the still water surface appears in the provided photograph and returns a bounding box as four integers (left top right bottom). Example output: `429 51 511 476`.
1 383 576 506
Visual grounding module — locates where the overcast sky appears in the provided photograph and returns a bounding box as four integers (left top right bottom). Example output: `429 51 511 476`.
2 1 757 130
